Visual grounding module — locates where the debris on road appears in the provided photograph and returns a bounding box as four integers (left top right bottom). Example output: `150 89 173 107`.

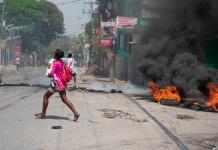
0 83 48 88
99 109 147 123
110 89 122 93
51 125 62 129
192 102 214 112
147 81 181 104
67 85 123 94
176 114 195 120
68 86 87 91
147 81 218 112
183 136 218 150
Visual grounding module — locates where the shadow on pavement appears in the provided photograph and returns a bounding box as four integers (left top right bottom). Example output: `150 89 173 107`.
45 115 72 121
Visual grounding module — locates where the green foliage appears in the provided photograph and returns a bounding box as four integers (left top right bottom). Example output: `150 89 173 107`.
39 35 72 59
40 1 65 46
85 11 100 42
1 0 64 54
85 21 92 41
72 34 84 65
84 9 107 65
0 28 8 39
42 34 84 65
5 0 44 26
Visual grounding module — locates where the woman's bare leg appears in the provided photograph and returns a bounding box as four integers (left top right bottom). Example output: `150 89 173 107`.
59 90 78 114
42 90 54 115
35 90 54 118
59 90 80 120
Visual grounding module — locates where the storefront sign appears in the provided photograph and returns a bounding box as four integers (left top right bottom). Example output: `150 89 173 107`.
101 21 115 27
116 17 137 28
101 38 113 47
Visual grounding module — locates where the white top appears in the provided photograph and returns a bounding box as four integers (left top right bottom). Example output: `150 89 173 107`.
67 57 75 72
15 57 20 64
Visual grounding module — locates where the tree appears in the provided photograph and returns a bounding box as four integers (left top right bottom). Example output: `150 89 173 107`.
72 34 84 65
1 0 64 54
40 1 65 46
39 35 72 59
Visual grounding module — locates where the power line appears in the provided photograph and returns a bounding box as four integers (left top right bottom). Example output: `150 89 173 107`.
55 0 80 5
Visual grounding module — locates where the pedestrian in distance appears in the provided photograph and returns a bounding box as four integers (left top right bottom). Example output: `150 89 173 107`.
35 49 80 121
15 57 21 71
67 53 77 84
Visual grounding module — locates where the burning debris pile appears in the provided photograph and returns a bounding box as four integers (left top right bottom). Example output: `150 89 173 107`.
138 0 218 101
205 83 218 111
147 78 218 111
147 81 181 103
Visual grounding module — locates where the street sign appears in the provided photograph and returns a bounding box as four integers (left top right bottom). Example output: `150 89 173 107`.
116 17 137 28
101 22 115 27
101 37 113 47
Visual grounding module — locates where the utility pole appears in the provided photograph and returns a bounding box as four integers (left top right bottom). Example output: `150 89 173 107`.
55 0 80 6
0 0 5 28
83 1 95 15
112 35 116 82
83 1 96 68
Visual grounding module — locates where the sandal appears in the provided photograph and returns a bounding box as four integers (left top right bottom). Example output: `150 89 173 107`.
73 113 80 121
35 113 46 119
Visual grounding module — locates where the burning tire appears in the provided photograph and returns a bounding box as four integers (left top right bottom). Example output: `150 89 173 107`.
160 99 180 106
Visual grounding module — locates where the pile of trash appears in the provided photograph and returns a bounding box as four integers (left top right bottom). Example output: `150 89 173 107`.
99 109 147 123
176 114 195 120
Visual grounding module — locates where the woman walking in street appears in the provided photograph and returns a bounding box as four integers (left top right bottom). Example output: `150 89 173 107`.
67 53 77 84
35 49 80 121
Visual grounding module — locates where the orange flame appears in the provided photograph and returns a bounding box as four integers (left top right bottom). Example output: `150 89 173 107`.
147 81 181 103
205 83 218 111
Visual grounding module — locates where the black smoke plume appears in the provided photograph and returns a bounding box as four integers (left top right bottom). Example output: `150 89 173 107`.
138 0 218 98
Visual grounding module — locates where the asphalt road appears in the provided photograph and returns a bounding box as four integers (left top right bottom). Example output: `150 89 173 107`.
0 66 217 150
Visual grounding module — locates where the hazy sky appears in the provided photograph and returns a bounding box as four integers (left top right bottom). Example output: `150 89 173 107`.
48 0 96 36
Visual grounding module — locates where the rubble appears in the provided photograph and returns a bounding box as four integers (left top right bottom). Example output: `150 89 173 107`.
183 136 218 150
0 83 48 88
111 89 122 93
51 125 62 129
99 109 147 123
67 85 123 93
176 114 195 120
